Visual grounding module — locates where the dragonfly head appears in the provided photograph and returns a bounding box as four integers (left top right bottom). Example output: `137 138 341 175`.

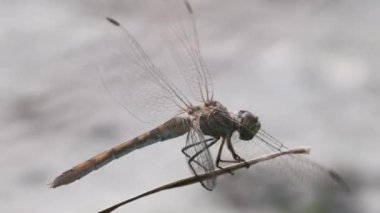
237 110 261 140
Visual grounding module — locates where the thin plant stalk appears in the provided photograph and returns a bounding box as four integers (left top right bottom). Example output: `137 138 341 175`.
99 147 310 213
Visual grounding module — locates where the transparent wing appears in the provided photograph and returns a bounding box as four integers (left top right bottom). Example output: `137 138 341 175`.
159 0 214 103
228 129 349 192
183 125 216 190
99 18 192 123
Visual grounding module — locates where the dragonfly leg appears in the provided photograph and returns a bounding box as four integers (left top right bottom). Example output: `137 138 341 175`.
183 138 219 190
226 136 250 168
183 138 218 170
181 138 214 158
215 137 234 175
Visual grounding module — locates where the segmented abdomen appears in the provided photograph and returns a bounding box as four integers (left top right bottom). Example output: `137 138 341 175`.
50 117 191 188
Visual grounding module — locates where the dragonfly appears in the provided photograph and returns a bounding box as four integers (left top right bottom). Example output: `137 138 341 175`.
50 0 348 192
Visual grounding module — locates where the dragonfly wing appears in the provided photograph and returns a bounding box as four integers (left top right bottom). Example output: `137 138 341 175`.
229 130 349 192
99 18 191 123
159 0 214 103
183 125 216 190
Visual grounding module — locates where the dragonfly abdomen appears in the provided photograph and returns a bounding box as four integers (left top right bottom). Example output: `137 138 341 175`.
50 117 191 188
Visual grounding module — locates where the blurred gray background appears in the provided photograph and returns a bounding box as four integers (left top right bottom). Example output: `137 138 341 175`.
1 0 379 212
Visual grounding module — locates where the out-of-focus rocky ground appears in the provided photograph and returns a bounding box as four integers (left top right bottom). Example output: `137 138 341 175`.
1 0 379 212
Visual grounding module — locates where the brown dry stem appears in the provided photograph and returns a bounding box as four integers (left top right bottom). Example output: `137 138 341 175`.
99 147 310 213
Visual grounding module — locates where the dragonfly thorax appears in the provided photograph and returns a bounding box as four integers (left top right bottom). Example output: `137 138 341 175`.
191 101 237 139
237 110 261 140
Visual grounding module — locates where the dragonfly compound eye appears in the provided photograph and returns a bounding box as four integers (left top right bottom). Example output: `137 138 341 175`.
237 110 261 140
